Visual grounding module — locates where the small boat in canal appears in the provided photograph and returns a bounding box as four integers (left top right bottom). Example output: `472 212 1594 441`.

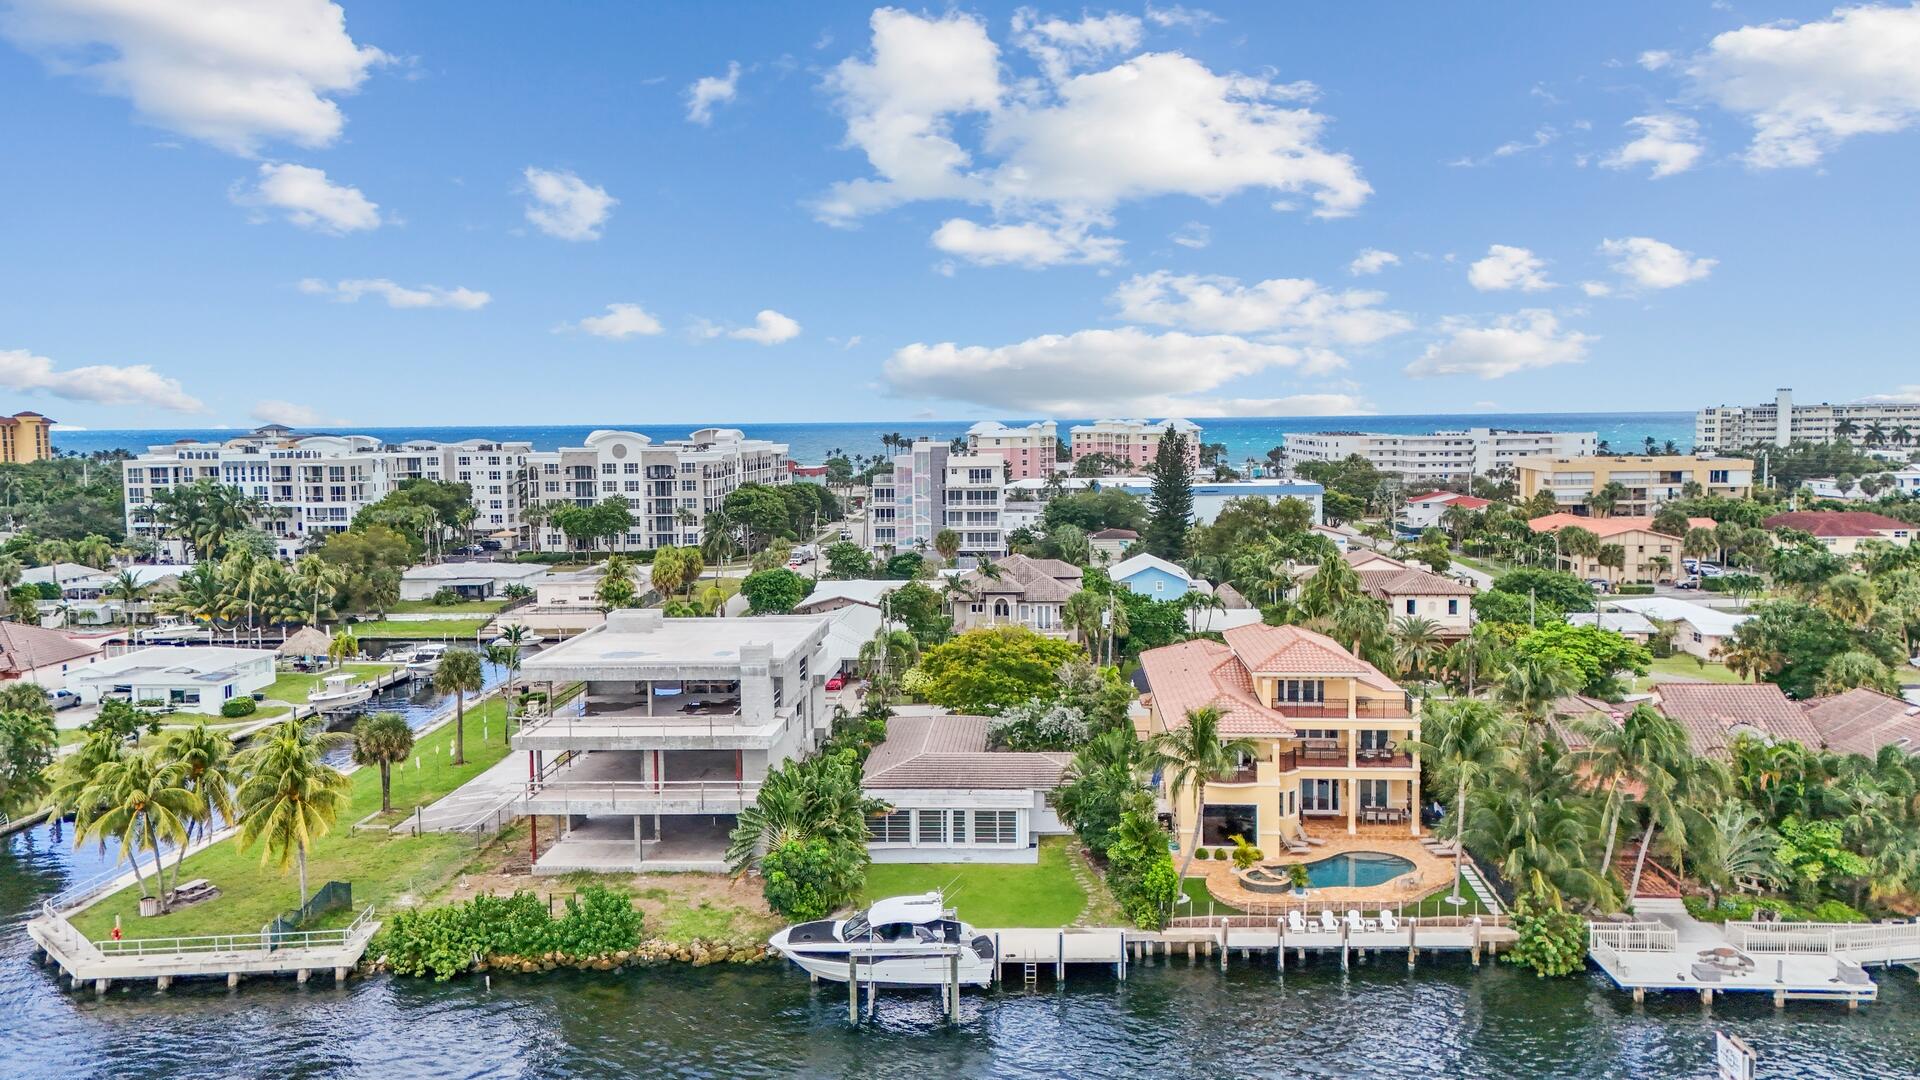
307 671 373 712
768 892 996 988
402 643 449 674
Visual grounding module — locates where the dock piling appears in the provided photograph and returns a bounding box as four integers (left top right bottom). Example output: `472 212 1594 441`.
847 957 858 1024
947 951 960 1024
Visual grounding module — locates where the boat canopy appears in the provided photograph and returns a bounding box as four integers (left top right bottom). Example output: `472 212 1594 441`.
864 892 945 926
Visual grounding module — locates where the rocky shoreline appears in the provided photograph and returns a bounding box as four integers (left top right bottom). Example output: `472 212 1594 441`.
367 938 776 978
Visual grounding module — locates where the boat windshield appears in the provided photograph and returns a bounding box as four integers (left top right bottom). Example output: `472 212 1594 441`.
842 914 871 940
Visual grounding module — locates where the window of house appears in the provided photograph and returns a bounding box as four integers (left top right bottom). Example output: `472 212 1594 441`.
1447 599 1459 615
949 810 968 845
1405 598 1417 614
974 810 1017 844
917 810 947 845
867 813 910 844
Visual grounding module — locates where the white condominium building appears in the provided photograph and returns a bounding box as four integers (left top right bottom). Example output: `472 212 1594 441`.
1069 417 1202 470
965 420 1058 481
523 428 788 553
1696 388 1920 451
1283 427 1598 483
867 440 1005 558
122 426 533 560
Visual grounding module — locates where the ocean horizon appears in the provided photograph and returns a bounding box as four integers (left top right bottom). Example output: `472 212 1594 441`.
49 410 1696 466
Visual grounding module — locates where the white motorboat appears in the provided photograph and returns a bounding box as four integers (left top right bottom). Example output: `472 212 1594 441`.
768 892 996 988
137 618 213 644
403 643 448 674
308 672 373 711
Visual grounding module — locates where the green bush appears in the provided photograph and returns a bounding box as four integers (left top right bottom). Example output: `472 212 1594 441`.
1684 894 1869 924
1213 847 1231 861
1505 895 1587 977
1613 583 1655 595
381 886 642 981
760 837 860 921
513 552 576 564
1193 847 1210 860
220 697 257 718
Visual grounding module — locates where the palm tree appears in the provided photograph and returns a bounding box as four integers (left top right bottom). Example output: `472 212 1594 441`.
1625 746 1721 903
725 754 879 897
1587 482 1628 518
233 719 352 906
1182 589 1225 632
156 723 240 894
1574 703 1690 877
933 528 961 566
491 624 529 736
1688 801 1780 910
328 628 358 670
1441 622 1507 697
291 555 344 626
1468 737 1611 908
1493 653 1579 725
73 750 199 908
1833 417 1859 440
1864 421 1888 447
1407 699 1511 906
352 712 415 813
857 629 919 696
0 707 57 821
107 568 150 626
1596 543 1627 585
1391 615 1443 679
1148 706 1256 892
433 647 486 766
1061 588 1105 655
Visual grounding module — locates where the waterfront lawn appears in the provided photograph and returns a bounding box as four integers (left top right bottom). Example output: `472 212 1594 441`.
1180 876 1242 917
387 599 510 616
260 663 395 704
857 837 1086 928
70 699 514 941
348 618 491 640
1633 654 1746 691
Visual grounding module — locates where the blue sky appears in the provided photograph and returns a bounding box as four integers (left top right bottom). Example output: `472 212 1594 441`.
1 1 1917 430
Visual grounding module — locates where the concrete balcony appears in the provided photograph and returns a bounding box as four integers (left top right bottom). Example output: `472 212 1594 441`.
521 778 760 815
512 704 799 751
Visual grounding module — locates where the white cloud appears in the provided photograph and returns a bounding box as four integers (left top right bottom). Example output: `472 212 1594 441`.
1467 245 1554 292
1638 49 1674 71
1406 310 1593 380
882 326 1341 415
1011 9 1142 82
1581 280 1614 297
0 0 387 156
0 347 205 412
298 277 489 309
250 399 343 427
930 218 1122 267
815 9 1369 247
686 61 741 125
1602 114 1705 178
1599 236 1717 289
522 166 616 241
1144 5 1222 31
1348 248 1399 275
1170 222 1211 249
232 162 380 233
1111 271 1412 350
1858 384 1920 403
698 310 802 345
1687 4 1920 167
563 302 665 340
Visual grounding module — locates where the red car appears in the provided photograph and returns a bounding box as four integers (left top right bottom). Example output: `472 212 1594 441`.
825 675 846 691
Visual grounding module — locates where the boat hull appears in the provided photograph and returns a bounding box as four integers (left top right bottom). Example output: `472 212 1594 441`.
777 948 994 988
308 689 373 711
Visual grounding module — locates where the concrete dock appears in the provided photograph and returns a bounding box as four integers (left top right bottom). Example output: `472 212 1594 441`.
26 903 381 994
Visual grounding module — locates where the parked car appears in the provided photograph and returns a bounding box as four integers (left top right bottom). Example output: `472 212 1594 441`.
1697 564 1725 578
825 674 847 691
47 689 81 711
478 539 503 551
1675 576 1702 590
1585 578 1613 594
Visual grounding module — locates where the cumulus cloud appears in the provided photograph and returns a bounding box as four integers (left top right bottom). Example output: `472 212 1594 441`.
1638 49 1674 71
697 310 801 345
1858 384 1920 403
298 278 489 309
0 347 205 412
1111 271 1412 350
1581 281 1614 298
562 302 665 340
1687 4 1920 167
522 166 616 241
232 163 380 233
1405 310 1593 380
251 399 343 427
930 218 1122 267
1602 114 1705 178
1600 236 1717 289
0 0 387 155
814 9 1369 256
883 326 1342 415
686 61 741 124
1467 244 1554 292
1170 222 1211 249
1348 248 1399 275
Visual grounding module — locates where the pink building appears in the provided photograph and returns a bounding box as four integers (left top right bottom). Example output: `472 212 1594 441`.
966 420 1059 481
1069 418 1202 470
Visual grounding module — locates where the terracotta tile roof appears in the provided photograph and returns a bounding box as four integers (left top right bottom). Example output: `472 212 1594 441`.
862 714 1072 790
1800 688 1920 757
1527 514 1717 539
1408 491 1491 510
0 623 106 676
1652 682 1823 760
1089 528 1139 540
1547 694 1627 750
1762 511 1913 538
1222 623 1378 678
1356 566 1476 598
1138 639 1296 737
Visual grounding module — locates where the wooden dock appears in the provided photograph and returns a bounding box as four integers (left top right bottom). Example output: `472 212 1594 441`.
26 902 381 994
1587 917 1920 1008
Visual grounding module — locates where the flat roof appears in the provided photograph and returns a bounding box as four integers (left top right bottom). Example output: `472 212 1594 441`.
69 646 274 682
521 610 829 676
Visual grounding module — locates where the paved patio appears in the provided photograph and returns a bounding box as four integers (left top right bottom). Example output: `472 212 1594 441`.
1193 825 1457 910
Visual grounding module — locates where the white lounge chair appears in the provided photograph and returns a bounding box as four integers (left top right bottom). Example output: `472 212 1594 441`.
1318 910 1339 933
1345 910 1370 933
1378 909 1400 933
1287 911 1309 935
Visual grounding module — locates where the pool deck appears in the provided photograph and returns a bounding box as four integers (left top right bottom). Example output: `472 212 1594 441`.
1196 825 1455 910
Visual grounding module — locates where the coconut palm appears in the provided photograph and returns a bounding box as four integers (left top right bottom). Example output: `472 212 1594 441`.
1061 588 1105 656
351 712 415 813
933 528 961 566
1407 699 1512 906
1624 733 1722 903
232 719 352 906
1574 703 1690 876
156 723 240 893
1148 706 1257 893
1441 622 1507 697
433 647 486 766
73 750 200 908
108 568 149 626
291 555 344 626
856 629 919 695
328 628 358 670
1391 615 1443 679
491 623 530 735
1183 589 1225 633
1492 653 1579 725
1466 737 1610 909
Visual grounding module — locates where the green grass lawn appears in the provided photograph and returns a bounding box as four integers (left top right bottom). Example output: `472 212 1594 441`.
1633 654 1748 691
346 618 491 639
857 836 1086 927
386 599 509 616
1179 872 1489 918
71 698 515 941
1179 876 1241 916
259 663 395 704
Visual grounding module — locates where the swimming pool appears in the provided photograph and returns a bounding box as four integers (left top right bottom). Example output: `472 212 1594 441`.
1241 852 1417 892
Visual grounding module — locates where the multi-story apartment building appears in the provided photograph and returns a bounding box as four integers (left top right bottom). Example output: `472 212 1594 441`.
1284 427 1597 483
514 608 831 872
1525 513 1715 585
1514 454 1753 516
866 440 1005 558
1139 624 1422 849
1069 417 1202 470
1696 388 1920 451
1003 476 1325 527
0 411 55 463
122 426 534 559
522 428 788 553
965 420 1059 481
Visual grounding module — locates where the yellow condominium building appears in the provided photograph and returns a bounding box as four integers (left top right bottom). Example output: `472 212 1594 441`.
1515 454 1753 516
1138 624 1421 859
0 412 54 464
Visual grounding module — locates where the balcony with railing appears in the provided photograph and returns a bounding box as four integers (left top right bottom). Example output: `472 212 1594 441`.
1268 696 1414 720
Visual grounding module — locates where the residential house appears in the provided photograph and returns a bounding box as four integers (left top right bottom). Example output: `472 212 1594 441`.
0 622 109 688
399 561 548 601
1650 683 1823 760
1088 528 1138 563
1602 596 1750 661
1526 513 1717 584
1800 688 1920 757
862 710 1072 863
1400 491 1492 532
948 555 1082 637
1138 624 1422 851
1515 455 1753 516
1762 510 1913 556
1107 553 1204 600
66 646 275 715
1805 468 1920 501
1565 610 1659 644
789 579 904 616
1350 552 1475 635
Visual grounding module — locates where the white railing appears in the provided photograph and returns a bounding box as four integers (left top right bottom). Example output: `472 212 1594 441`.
46 864 150 914
87 904 377 957
1589 922 1678 953
1727 920 1920 960
522 779 761 811
516 709 775 741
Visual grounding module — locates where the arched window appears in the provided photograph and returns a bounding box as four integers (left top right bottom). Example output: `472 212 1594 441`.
993 598 1011 618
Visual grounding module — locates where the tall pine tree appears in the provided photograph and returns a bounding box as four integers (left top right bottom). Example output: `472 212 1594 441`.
1144 432 1195 559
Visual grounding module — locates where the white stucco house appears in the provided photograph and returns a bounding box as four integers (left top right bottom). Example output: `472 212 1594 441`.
66 646 276 714
862 710 1072 863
